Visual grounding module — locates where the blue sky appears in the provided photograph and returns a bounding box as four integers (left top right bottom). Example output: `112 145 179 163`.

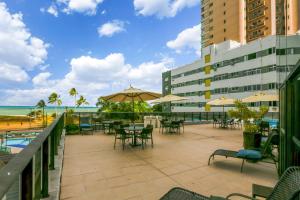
0 0 200 106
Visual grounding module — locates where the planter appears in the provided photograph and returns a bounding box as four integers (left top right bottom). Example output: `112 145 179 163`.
243 131 261 149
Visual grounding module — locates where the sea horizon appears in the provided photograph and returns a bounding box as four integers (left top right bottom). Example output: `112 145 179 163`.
0 106 98 116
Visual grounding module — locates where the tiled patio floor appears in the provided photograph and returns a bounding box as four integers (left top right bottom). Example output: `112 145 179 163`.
60 124 278 200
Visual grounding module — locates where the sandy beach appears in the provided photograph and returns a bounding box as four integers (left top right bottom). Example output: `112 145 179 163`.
0 115 54 133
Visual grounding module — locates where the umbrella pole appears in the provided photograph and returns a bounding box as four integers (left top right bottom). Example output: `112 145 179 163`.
132 96 135 125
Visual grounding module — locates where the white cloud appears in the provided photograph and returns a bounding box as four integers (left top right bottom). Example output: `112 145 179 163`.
101 10 106 15
57 0 103 15
47 5 58 17
133 0 199 18
1 53 171 105
98 20 126 37
32 72 52 86
167 24 201 56
0 2 48 83
0 63 29 83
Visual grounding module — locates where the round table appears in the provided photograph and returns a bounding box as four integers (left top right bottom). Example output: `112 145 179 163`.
124 126 144 147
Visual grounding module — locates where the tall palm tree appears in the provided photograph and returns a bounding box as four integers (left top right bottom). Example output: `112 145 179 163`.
48 92 62 117
76 95 89 107
69 88 78 108
36 99 46 127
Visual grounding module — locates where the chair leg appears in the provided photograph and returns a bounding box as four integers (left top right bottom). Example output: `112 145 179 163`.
114 136 117 149
208 154 214 165
151 134 153 148
240 159 245 172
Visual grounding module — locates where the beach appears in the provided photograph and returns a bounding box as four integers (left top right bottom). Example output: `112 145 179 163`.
0 106 98 132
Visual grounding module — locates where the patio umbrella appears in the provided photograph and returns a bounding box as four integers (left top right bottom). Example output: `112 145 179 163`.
207 97 236 113
151 94 189 104
101 85 161 121
242 92 279 103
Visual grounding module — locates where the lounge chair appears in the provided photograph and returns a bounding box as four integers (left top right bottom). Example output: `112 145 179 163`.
160 166 300 200
208 131 279 172
79 116 93 135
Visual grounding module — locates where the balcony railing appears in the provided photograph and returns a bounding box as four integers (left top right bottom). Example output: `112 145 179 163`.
0 114 64 200
66 111 279 125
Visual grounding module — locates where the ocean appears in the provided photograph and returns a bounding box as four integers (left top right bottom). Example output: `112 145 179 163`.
0 106 98 116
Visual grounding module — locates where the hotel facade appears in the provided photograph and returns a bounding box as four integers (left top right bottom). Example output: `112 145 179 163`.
162 0 300 113
162 34 300 112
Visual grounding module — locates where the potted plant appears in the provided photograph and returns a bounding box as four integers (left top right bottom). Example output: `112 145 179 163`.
228 101 269 149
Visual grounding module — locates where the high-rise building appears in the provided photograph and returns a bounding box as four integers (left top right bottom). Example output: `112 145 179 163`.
201 0 246 47
162 35 300 112
201 0 300 46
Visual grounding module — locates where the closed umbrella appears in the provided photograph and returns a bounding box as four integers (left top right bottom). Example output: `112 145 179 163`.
242 92 279 103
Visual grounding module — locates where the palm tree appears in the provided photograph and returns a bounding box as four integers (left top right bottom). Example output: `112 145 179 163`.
69 88 78 108
48 92 62 117
36 99 46 127
76 95 89 107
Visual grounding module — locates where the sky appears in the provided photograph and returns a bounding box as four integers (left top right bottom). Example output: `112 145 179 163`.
0 0 200 106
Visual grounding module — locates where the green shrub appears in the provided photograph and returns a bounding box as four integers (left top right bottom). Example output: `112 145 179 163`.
65 124 80 135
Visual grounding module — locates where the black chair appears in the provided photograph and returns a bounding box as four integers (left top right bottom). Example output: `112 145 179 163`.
114 128 133 150
213 118 221 128
160 167 300 200
170 121 181 134
136 125 154 149
179 120 185 133
259 121 270 136
160 119 171 134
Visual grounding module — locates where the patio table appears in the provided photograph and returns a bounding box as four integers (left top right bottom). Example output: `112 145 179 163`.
124 126 144 147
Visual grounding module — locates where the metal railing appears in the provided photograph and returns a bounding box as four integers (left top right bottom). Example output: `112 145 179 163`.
0 113 64 200
66 111 278 125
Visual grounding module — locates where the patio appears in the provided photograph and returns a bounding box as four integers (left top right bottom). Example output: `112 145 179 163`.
60 124 277 200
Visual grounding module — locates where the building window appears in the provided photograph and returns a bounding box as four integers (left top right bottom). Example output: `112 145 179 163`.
248 53 257 60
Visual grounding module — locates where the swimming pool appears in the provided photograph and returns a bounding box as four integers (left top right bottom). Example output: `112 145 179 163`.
5 138 34 148
0 132 40 149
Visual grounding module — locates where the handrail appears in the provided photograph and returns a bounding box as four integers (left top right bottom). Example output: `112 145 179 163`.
0 114 64 198
293 136 300 151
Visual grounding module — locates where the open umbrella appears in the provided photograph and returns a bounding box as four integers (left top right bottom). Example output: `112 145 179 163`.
101 85 161 121
151 94 189 104
242 92 279 103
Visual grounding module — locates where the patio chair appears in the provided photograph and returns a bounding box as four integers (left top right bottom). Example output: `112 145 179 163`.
170 121 181 134
114 128 133 150
234 118 242 129
104 122 114 134
227 119 235 129
136 125 154 149
179 120 185 133
259 121 270 136
208 131 279 172
160 167 300 200
213 118 221 128
160 120 171 134
79 116 93 135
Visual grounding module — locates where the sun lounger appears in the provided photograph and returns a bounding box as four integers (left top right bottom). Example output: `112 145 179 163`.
208 131 279 172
